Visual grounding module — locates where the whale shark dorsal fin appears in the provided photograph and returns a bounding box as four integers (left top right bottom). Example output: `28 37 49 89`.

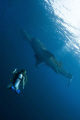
44 50 56 59
58 62 63 67
34 54 43 68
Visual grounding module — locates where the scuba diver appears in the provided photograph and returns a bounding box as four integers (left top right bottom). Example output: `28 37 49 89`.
7 68 27 94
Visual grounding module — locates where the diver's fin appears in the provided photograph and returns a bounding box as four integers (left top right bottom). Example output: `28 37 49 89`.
34 54 43 68
44 50 56 59
11 86 20 94
15 89 20 94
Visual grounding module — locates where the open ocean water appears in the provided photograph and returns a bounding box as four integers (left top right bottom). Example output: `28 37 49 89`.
0 0 80 120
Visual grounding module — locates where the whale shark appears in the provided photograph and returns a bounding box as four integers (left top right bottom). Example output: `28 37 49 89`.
21 29 73 80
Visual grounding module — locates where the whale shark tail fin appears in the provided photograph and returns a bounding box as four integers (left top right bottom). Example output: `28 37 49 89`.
67 79 72 87
21 29 31 43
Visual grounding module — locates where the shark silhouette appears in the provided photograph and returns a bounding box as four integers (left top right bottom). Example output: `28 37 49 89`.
22 29 73 80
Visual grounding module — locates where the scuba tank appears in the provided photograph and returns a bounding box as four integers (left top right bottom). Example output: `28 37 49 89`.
14 73 23 90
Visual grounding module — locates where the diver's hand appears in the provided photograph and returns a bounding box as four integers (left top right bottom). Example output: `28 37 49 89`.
15 68 17 71
12 68 17 74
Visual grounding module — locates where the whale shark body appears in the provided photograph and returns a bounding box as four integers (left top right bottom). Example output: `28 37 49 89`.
22 29 72 80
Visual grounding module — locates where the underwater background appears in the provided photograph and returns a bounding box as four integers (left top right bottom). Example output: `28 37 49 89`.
0 0 80 120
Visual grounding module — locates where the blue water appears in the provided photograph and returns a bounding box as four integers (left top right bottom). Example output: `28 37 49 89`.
0 0 80 120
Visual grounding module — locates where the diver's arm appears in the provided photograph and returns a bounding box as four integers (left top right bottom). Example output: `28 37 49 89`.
12 68 17 74
12 68 17 80
23 76 25 89
23 75 27 89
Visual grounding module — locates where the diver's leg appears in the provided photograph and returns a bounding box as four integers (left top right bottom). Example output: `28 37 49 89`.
7 83 13 89
14 79 21 90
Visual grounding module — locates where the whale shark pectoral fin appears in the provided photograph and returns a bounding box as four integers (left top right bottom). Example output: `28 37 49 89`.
34 54 43 68
35 60 42 68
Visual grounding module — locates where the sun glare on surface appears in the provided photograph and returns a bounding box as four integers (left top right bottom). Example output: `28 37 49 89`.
44 0 80 57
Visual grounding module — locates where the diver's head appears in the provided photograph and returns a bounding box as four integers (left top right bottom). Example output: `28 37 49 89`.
21 69 26 74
